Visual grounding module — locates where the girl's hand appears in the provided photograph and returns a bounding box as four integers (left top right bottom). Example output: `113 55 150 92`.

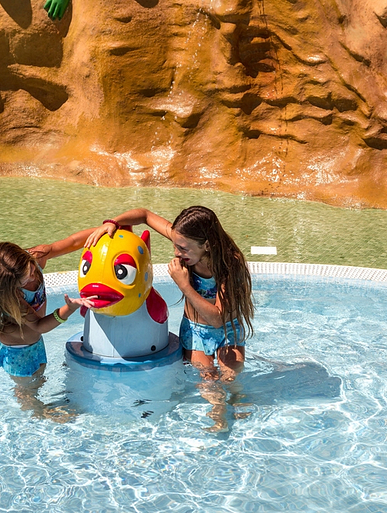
168 258 190 291
84 224 116 248
64 294 97 313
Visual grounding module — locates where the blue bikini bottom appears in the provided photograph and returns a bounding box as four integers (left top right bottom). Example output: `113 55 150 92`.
179 317 244 356
0 337 47 377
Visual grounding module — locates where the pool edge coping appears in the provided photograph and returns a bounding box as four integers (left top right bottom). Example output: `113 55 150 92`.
44 262 387 288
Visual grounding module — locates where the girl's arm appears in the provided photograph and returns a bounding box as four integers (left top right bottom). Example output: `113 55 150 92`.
168 258 224 328
85 208 172 247
22 294 96 335
1 296 96 345
29 228 97 269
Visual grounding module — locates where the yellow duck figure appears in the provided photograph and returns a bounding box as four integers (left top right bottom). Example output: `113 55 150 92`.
78 228 169 358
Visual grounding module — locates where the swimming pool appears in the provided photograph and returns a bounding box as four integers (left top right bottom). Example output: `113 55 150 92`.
1 266 387 512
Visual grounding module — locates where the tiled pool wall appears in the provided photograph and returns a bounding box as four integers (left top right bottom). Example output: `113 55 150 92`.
44 262 387 292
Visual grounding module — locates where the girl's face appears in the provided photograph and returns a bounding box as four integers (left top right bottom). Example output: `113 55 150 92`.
171 230 209 266
19 262 37 288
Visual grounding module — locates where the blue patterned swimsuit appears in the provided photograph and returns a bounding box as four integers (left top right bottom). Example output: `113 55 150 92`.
179 272 244 356
0 276 47 377
21 280 46 312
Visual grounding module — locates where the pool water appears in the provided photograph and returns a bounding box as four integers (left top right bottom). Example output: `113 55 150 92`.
1 275 387 512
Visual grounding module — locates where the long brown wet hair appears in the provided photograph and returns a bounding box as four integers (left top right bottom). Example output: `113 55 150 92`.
0 242 43 331
172 206 254 340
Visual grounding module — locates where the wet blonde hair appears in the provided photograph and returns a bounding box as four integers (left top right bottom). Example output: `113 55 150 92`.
0 242 43 331
172 206 254 340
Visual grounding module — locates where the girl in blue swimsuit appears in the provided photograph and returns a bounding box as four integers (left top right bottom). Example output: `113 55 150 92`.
0 232 96 379
86 206 254 381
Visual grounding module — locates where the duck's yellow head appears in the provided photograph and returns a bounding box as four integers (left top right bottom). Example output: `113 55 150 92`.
78 229 153 316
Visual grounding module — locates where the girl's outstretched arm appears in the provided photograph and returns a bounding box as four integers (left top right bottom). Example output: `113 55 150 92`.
23 294 96 335
29 228 97 269
1 296 96 345
85 208 172 247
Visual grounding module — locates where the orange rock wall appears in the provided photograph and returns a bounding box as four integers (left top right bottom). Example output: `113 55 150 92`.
1 0 387 208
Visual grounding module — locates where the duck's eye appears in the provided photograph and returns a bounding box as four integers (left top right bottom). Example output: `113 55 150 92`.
80 260 91 277
80 251 93 278
114 263 137 285
114 254 137 285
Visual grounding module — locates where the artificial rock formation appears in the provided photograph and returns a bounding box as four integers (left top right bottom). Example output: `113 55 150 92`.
1 0 387 208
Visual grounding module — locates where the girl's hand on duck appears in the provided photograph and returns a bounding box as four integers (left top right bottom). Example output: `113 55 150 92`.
85 225 114 248
168 258 190 289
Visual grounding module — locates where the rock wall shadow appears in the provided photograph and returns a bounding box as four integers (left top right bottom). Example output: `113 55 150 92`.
134 0 158 7
0 0 32 28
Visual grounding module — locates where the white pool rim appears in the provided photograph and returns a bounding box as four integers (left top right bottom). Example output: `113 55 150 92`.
44 262 387 289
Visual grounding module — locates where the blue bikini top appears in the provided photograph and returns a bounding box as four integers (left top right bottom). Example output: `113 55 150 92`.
21 271 46 312
192 272 217 300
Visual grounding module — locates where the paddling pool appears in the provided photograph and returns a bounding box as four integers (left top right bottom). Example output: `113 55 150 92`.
1 263 387 512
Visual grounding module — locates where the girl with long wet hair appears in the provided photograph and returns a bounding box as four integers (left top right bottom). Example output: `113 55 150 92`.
86 206 254 381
